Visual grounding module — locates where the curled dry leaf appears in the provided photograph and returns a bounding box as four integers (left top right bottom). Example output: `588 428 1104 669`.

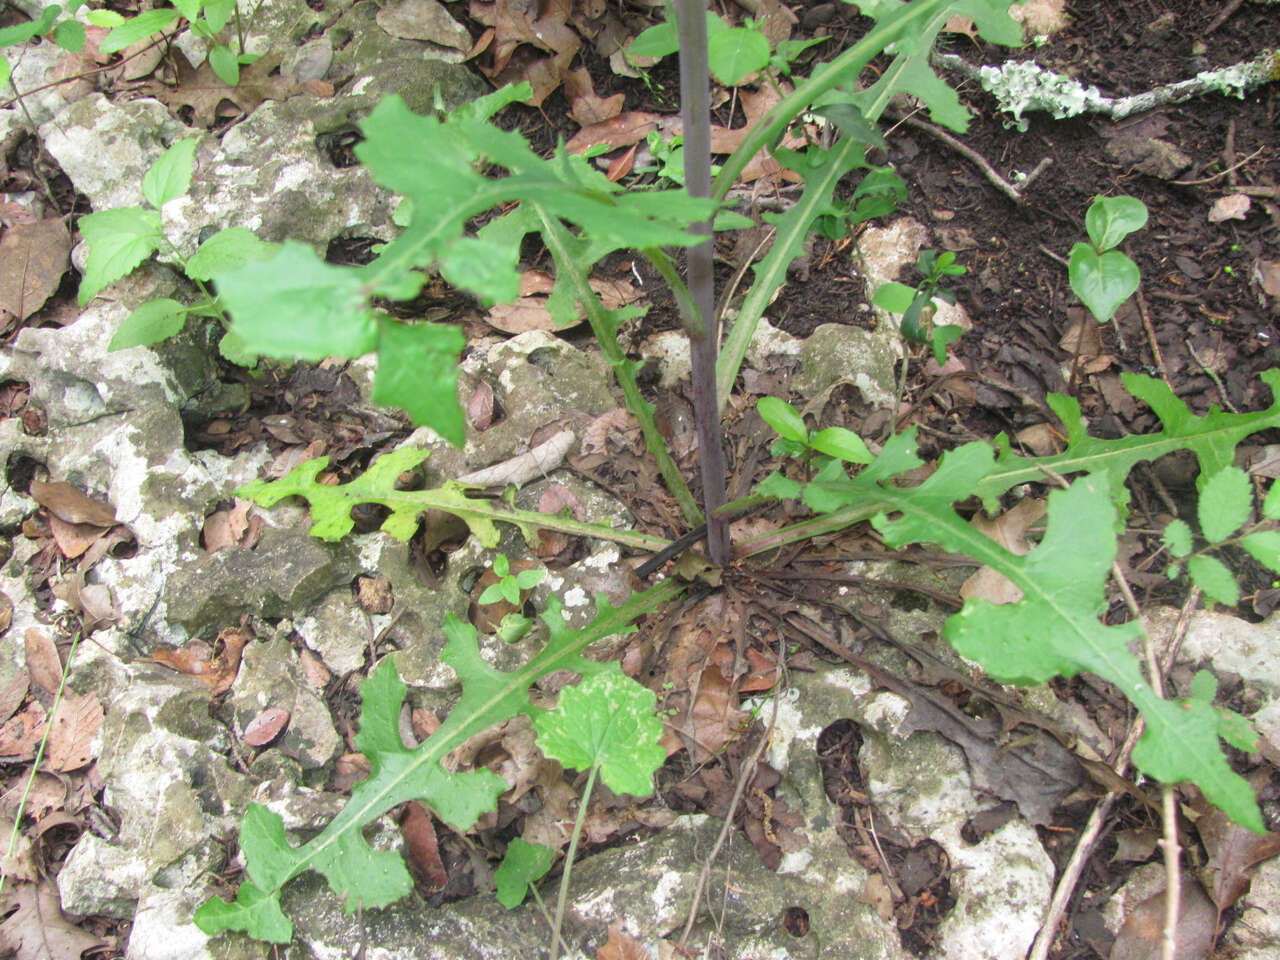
48 515 107 560
29 479 117 527
242 707 291 747
597 921 648 960
356 575 395 615
24 628 63 697
400 800 448 889
467 380 496 431
1208 193 1252 223
202 499 254 552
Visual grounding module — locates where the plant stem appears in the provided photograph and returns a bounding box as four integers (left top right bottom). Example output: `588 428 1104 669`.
674 0 729 565
549 763 599 960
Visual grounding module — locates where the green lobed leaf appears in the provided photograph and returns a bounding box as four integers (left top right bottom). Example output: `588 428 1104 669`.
494 839 554 909
77 207 164 305
99 8 179 54
1162 519 1193 559
186 227 278 281
1198 466 1252 543
781 438 1261 831
195 584 680 943
1242 531 1280 572
216 242 377 362
108 298 188 350
371 318 466 443
1215 708 1260 753
532 664 666 797
142 137 197 209
1084 195 1149 251
1187 555 1240 606
1068 244 1140 324
707 26 770 85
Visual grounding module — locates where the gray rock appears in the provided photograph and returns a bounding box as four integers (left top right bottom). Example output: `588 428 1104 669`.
228 632 341 771
163 527 359 637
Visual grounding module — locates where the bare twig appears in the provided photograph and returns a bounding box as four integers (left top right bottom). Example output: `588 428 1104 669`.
894 112 1052 203
1185 340 1240 414
1134 287 1171 389
1205 0 1247 35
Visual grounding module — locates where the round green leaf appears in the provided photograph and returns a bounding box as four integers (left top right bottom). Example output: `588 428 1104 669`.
627 20 678 59
708 26 770 85
532 665 666 797
872 280 917 315
1084 195 1148 251
493 839 553 909
1198 466 1251 543
477 583 505 606
809 427 872 464
1242 530 1280 573
217 327 257 366
757 396 807 444
52 19 85 52
1187 555 1239 607
108 298 188 350
1162 519 1193 559
514 568 545 590
1068 244 1139 323
187 228 277 282
492 554 510 578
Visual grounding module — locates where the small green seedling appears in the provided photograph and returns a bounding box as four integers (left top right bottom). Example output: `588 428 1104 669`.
78 137 275 365
1162 467 1280 606
478 553 546 606
873 248 966 364
479 554 546 642
756 396 873 466
1068 195 1147 323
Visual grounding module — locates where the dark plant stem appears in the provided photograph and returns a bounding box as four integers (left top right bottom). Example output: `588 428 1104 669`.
674 0 730 565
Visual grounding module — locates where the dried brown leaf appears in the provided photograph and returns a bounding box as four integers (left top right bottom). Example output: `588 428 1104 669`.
467 380 496 431
400 800 448 889
0 219 71 321
0 882 105 960
46 690 102 772
242 707 290 747
597 921 648 960
1111 875 1215 960
564 66 624 126
29 479 116 527
960 498 1047 605
202 499 253 552
24 628 63 696
375 0 471 50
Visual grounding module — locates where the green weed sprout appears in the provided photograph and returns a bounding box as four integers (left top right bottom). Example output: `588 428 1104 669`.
1162 468 1280 606
478 553 546 643
873 247 967 365
78 138 275 365
1068 195 1148 323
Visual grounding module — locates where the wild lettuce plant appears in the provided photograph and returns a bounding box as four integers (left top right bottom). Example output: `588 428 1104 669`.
184 0 1273 945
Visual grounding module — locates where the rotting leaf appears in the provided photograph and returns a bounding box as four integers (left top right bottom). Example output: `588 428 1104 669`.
1196 801 1280 914
1110 875 1216 960
24 629 63 697
597 921 648 960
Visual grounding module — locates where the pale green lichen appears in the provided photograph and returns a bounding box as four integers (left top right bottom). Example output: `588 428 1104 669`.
977 60 1106 130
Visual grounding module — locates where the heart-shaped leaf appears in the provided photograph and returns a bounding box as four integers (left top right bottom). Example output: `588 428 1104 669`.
1069 244 1139 323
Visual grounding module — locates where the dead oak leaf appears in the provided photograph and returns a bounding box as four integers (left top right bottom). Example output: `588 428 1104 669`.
597 921 647 960
146 50 318 128
0 882 105 960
